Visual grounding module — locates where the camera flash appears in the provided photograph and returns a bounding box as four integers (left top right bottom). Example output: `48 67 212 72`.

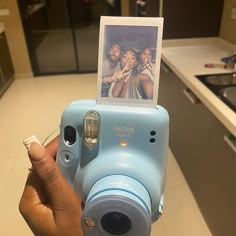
120 141 127 147
84 111 100 147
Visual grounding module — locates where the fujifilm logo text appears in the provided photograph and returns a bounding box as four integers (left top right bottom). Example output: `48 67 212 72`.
114 125 135 134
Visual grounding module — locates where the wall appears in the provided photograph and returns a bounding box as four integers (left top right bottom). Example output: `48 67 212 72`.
0 0 32 78
220 0 236 44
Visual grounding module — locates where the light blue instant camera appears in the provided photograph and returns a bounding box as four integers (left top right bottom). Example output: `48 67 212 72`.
56 100 169 236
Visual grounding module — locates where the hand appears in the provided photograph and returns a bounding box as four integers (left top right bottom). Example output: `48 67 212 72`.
145 58 154 74
111 64 131 82
19 137 83 236
142 58 154 77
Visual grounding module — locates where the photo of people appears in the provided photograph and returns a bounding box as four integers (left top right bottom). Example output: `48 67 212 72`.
97 17 163 108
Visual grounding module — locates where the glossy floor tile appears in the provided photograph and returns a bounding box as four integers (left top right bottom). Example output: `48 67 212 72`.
0 74 212 236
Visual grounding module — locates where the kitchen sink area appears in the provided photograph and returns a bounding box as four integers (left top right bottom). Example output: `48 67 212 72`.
161 38 236 236
196 73 236 112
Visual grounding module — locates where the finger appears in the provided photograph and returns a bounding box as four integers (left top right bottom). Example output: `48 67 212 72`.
124 71 132 83
19 164 52 229
19 181 56 236
145 63 152 71
21 136 59 203
121 63 129 73
123 70 132 78
29 142 69 203
148 57 152 65
19 170 47 215
113 71 121 81
45 136 59 159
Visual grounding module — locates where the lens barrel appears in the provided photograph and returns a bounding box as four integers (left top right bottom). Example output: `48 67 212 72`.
81 175 151 236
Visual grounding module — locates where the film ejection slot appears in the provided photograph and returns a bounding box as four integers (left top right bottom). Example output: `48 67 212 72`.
83 111 100 147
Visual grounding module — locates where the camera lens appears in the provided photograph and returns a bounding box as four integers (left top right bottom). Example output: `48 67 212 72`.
101 212 131 235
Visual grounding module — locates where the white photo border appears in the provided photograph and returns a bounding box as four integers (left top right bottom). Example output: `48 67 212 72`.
96 16 163 108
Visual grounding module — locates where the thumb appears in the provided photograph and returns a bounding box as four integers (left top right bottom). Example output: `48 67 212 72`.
29 142 67 201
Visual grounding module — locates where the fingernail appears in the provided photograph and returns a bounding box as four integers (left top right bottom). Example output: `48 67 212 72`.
23 135 41 154
29 142 46 161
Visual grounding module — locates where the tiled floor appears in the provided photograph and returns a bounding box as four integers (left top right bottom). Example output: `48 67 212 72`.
0 74 212 236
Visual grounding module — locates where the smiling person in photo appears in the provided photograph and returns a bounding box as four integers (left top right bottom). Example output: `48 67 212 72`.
109 48 153 99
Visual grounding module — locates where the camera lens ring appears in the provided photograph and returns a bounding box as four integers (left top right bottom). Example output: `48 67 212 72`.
81 195 151 236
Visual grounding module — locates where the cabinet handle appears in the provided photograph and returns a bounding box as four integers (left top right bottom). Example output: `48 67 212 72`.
224 134 236 153
183 88 200 104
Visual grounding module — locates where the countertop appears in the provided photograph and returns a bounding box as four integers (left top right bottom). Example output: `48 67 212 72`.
161 37 236 136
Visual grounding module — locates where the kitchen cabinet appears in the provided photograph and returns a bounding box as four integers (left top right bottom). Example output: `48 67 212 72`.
162 0 224 39
129 0 224 39
158 62 236 236
0 32 14 97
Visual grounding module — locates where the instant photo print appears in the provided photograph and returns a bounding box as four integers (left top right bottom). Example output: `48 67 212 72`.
97 16 163 108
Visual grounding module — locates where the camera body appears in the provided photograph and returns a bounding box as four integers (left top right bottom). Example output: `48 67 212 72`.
56 100 169 236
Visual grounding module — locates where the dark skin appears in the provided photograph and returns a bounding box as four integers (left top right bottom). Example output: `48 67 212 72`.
113 73 153 99
19 137 84 236
112 49 153 99
138 48 155 76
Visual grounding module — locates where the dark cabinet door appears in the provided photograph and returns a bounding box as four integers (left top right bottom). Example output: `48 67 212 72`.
0 33 14 83
158 62 236 236
18 0 121 76
162 0 224 39
129 0 224 39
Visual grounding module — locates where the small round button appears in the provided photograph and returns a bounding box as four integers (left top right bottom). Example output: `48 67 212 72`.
60 151 75 166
